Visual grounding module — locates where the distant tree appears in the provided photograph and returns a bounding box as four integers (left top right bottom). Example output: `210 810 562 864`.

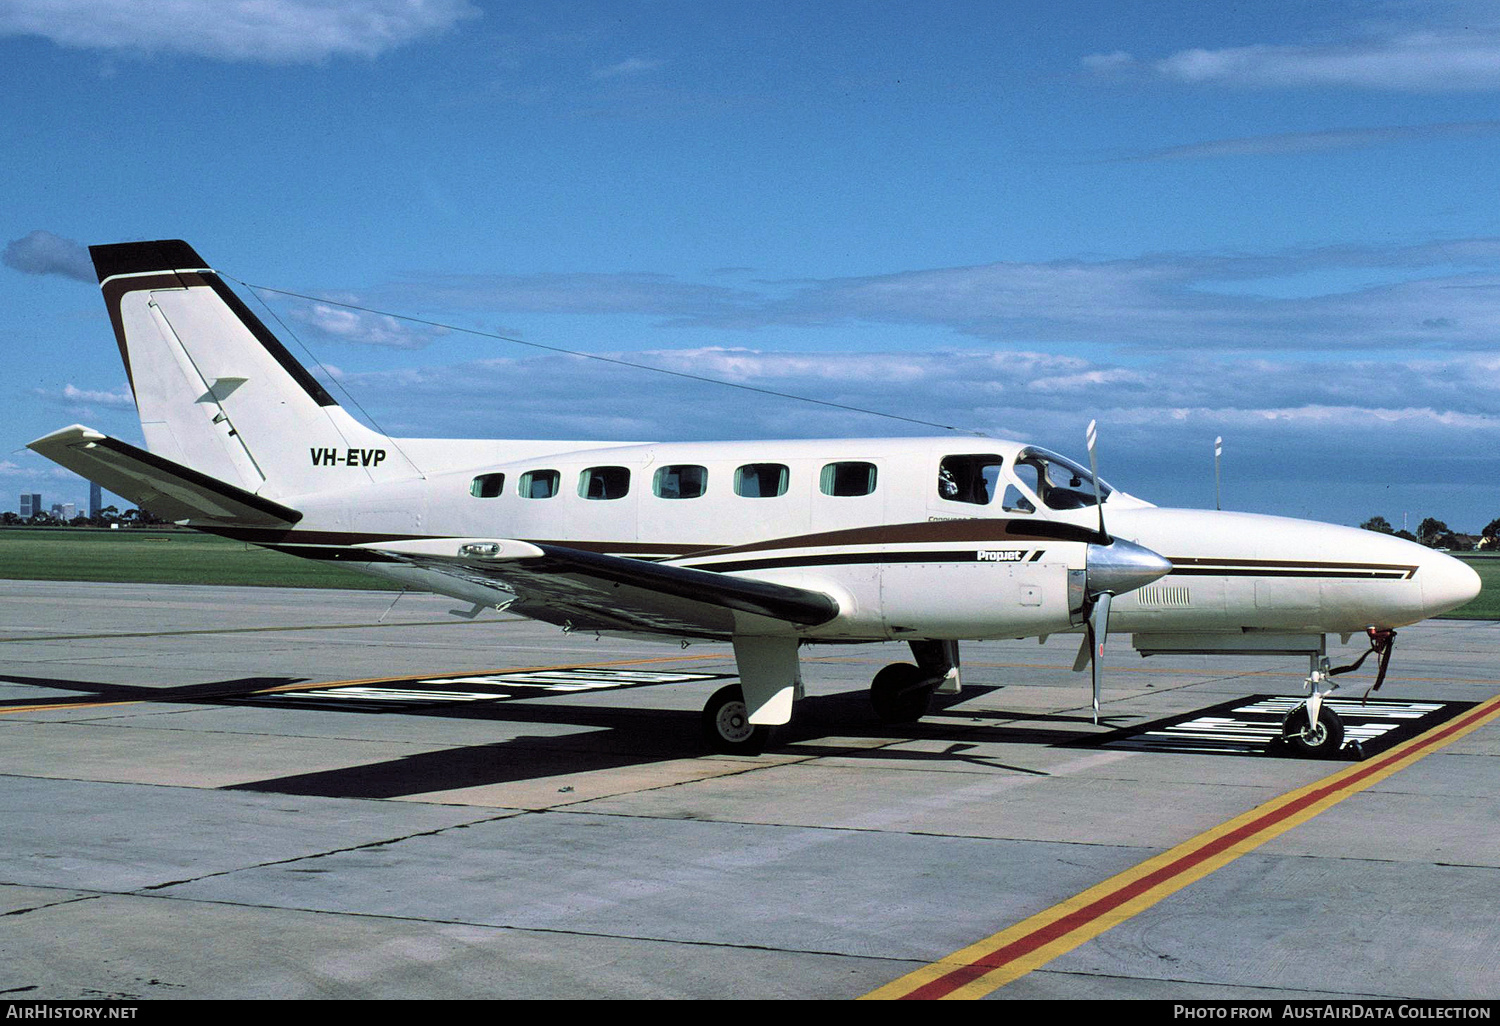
1483 518 1500 543
1418 518 1451 547
1361 516 1394 534
1395 529 1418 541
0 511 18 526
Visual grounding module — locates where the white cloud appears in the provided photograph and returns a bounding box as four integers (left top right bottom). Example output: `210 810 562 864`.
292 300 445 350
592 57 663 80
0 0 480 64
335 240 1500 355
1124 121 1500 162
1150 32 1500 91
1086 9 1500 93
32 382 136 412
3 230 94 282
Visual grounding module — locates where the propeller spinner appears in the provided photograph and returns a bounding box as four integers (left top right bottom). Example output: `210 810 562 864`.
1073 420 1173 722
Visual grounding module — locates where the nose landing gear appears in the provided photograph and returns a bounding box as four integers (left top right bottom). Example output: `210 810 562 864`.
1280 700 1346 757
1278 629 1395 759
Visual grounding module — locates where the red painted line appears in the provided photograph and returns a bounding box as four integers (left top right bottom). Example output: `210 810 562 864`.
900 696 1499 1000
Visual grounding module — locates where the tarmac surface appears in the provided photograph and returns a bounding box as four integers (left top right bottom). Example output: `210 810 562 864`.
1 579 1497 1001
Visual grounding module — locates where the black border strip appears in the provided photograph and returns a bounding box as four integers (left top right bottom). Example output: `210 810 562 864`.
89 240 207 282
92 436 303 524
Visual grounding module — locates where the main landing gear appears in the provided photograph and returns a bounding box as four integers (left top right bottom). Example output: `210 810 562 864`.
870 640 961 724
701 684 770 755
702 639 964 753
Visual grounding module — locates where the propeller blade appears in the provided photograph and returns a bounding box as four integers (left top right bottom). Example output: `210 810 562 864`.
1086 419 1106 540
1072 629 1091 672
1089 590 1112 724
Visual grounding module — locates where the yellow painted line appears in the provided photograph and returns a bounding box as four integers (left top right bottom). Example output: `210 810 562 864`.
0 653 725 714
863 691 1500 1000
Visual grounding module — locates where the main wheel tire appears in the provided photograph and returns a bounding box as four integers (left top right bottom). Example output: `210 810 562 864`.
1280 702 1345 758
702 684 769 755
870 662 935 723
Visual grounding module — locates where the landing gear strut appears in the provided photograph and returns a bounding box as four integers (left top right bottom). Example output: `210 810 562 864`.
1277 629 1396 759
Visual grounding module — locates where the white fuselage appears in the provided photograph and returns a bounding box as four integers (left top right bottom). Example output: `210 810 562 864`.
269 434 1480 644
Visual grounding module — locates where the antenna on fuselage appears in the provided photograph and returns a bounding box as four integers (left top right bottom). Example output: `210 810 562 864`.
1214 435 1223 511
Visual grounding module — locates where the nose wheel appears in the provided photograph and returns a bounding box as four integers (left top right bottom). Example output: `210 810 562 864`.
1280 701 1345 757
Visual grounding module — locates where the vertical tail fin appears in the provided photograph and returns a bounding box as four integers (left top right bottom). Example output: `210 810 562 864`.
91 240 416 499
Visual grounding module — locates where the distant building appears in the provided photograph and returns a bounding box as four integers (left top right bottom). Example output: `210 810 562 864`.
19 493 41 518
89 481 102 519
51 503 77 521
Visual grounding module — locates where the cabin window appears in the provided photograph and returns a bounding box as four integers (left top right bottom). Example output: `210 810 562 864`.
1014 449 1111 511
654 464 708 499
579 466 630 500
938 454 1003 505
470 473 505 498
519 469 560 499
735 463 789 498
820 462 877 497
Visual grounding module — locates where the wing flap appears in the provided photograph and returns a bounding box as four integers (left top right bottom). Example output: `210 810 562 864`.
27 425 302 526
360 538 841 638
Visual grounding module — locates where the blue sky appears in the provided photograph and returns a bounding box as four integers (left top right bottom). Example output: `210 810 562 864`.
3 0 1499 530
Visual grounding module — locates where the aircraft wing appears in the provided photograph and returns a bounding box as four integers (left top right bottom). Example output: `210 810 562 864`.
27 425 302 526
357 538 841 639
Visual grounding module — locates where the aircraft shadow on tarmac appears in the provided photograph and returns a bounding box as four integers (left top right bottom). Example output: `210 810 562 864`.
218 688 1082 798
2 673 1088 796
2 673 1472 799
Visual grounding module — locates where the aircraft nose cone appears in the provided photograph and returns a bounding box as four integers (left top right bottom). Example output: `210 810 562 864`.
1086 538 1174 597
1420 550 1482 617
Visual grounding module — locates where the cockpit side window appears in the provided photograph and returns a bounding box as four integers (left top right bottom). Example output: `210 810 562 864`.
1014 449 1111 511
938 454 1003 505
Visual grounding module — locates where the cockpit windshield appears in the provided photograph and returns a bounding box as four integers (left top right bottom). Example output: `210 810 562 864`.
1012 447 1112 511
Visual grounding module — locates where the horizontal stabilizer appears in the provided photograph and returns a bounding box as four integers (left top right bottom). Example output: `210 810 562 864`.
359 538 840 638
27 425 302 526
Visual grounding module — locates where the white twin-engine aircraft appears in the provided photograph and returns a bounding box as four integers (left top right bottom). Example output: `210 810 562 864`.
30 241 1482 756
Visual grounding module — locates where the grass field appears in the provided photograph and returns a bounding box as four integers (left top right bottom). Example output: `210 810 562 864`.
0 528 1494 616
0 527 395 590
1451 553 1500 620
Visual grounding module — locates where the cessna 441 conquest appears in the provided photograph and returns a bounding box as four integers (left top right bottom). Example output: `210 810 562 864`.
29 241 1482 755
